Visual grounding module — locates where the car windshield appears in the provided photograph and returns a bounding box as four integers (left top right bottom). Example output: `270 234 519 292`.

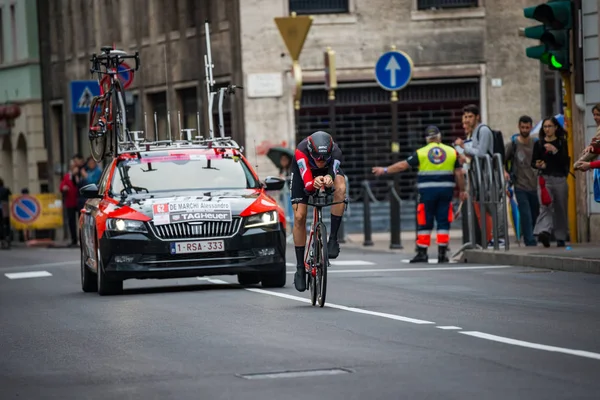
110 152 260 196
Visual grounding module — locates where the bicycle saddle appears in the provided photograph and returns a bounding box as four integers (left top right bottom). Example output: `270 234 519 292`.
100 46 113 53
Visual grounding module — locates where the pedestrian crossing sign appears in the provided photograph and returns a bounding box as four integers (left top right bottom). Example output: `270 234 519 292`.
70 80 100 114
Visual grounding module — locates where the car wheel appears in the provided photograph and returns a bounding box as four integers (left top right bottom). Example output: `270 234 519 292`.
96 243 123 296
81 241 98 293
237 273 261 286
261 263 286 288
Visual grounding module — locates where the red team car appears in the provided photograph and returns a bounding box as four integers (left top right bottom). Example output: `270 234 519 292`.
78 138 287 295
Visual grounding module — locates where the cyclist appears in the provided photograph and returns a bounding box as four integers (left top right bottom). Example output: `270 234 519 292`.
290 131 346 292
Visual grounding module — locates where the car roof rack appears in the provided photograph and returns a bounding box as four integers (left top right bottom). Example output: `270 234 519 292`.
116 19 243 156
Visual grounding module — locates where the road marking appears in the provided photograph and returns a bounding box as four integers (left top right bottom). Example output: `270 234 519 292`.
5 271 53 279
436 326 462 330
331 260 375 266
285 266 515 274
2 261 79 270
460 331 600 361
238 368 353 380
286 260 375 268
204 278 434 325
401 259 458 264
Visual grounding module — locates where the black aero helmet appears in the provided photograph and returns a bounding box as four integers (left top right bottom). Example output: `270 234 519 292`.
307 131 334 162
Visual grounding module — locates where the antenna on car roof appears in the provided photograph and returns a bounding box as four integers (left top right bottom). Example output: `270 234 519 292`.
204 19 215 139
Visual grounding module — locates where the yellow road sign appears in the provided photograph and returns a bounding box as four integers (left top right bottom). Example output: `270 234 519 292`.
274 13 313 61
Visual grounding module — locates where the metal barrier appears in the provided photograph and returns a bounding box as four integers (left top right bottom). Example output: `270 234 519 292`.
452 153 508 258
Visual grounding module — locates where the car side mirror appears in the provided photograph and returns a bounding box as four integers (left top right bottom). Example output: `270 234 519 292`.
80 183 103 199
263 176 286 191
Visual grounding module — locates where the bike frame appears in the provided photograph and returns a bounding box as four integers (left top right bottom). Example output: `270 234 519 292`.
304 204 322 277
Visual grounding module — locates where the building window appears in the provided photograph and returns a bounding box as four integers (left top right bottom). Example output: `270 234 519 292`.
417 0 478 10
10 4 17 60
289 0 349 15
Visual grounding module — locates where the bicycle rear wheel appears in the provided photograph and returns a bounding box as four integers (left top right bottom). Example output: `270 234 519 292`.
88 96 107 162
315 221 328 307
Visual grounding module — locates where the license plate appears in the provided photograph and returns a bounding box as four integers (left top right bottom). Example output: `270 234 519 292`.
170 240 225 254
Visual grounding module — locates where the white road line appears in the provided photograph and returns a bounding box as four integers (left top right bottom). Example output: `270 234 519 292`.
5 271 53 279
460 331 600 361
285 266 515 274
2 261 79 270
286 262 295 267
227 283 435 325
331 260 375 266
204 277 600 362
401 259 458 264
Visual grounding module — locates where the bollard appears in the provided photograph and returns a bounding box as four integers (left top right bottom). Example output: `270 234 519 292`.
362 180 374 246
388 181 403 249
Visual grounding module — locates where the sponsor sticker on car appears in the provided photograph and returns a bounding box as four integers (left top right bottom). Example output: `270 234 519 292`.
152 201 232 225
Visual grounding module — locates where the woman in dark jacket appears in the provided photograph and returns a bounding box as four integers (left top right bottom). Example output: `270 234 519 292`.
531 116 570 247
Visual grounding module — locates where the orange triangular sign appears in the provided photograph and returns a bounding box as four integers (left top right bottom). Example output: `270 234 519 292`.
274 15 313 61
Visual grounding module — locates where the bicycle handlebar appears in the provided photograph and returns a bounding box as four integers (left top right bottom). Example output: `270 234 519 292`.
306 188 347 208
89 50 140 76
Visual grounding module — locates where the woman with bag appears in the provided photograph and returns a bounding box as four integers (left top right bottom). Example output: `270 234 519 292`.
531 116 570 247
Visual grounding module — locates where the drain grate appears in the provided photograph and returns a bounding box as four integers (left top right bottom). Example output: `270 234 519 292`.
237 368 353 380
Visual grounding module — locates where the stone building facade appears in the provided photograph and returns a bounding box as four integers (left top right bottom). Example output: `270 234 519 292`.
41 0 543 205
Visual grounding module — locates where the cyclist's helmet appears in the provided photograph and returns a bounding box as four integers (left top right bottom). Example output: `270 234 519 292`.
307 131 334 162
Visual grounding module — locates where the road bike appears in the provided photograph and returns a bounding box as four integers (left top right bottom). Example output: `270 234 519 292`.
88 47 139 162
304 187 347 307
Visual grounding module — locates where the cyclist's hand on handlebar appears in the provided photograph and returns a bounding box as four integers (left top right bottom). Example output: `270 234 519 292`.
323 174 334 188
313 176 325 190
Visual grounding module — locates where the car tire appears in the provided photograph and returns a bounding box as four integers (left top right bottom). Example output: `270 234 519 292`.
96 244 123 296
237 273 261 286
81 242 98 293
261 263 286 288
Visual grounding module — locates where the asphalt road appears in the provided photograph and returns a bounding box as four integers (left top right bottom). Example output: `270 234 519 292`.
1 244 600 399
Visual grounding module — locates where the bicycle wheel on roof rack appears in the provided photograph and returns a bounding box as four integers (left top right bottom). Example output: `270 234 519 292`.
111 80 130 154
88 96 107 162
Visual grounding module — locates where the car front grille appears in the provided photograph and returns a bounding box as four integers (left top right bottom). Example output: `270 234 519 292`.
150 218 242 240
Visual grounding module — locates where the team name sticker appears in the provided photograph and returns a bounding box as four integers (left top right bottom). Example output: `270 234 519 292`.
152 201 232 225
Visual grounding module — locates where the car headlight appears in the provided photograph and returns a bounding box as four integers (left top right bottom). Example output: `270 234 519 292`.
244 211 278 228
106 218 148 233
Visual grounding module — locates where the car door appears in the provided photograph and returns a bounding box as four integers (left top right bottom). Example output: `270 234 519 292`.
82 163 112 271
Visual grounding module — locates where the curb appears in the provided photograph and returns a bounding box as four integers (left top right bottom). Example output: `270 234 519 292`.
462 249 600 275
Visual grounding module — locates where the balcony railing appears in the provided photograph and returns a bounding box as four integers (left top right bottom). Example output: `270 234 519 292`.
417 0 478 10
289 0 349 15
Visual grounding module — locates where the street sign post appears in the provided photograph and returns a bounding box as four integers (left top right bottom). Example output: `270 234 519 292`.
375 48 414 250
70 80 100 114
275 11 313 166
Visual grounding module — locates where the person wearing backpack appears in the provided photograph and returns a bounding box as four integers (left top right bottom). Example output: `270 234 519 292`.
503 116 539 246
455 104 506 247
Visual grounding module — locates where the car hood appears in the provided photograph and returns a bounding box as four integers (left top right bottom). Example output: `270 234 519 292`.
120 189 267 219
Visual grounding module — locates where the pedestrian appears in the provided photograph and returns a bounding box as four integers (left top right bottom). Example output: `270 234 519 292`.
503 115 539 246
0 178 12 248
60 160 80 247
455 104 505 247
373 126 468 263
532 116 570 247
574 103 600 170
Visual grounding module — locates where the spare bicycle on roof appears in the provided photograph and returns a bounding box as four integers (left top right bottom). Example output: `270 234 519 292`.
87 20 243 161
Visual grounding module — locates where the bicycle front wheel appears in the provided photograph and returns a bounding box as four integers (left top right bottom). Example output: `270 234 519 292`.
88 96 106 162
315 221 328 307
111 80 129 152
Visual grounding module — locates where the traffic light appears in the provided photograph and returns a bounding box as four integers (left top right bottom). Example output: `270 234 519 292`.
523 0 572 71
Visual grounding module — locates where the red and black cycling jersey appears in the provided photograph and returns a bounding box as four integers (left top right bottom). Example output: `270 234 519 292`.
293 137 343 193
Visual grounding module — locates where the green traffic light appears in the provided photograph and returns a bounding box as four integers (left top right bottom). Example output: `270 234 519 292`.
550 55 563 69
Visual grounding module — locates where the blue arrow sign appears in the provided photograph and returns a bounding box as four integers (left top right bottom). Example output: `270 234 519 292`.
70 80 100 114
374 51 414 91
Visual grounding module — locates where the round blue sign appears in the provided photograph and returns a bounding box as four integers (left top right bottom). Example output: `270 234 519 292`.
374 51 414 91
11 195 41 224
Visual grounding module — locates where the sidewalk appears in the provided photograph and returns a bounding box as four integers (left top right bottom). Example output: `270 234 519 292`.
342 230 600 275
462 245 600 275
